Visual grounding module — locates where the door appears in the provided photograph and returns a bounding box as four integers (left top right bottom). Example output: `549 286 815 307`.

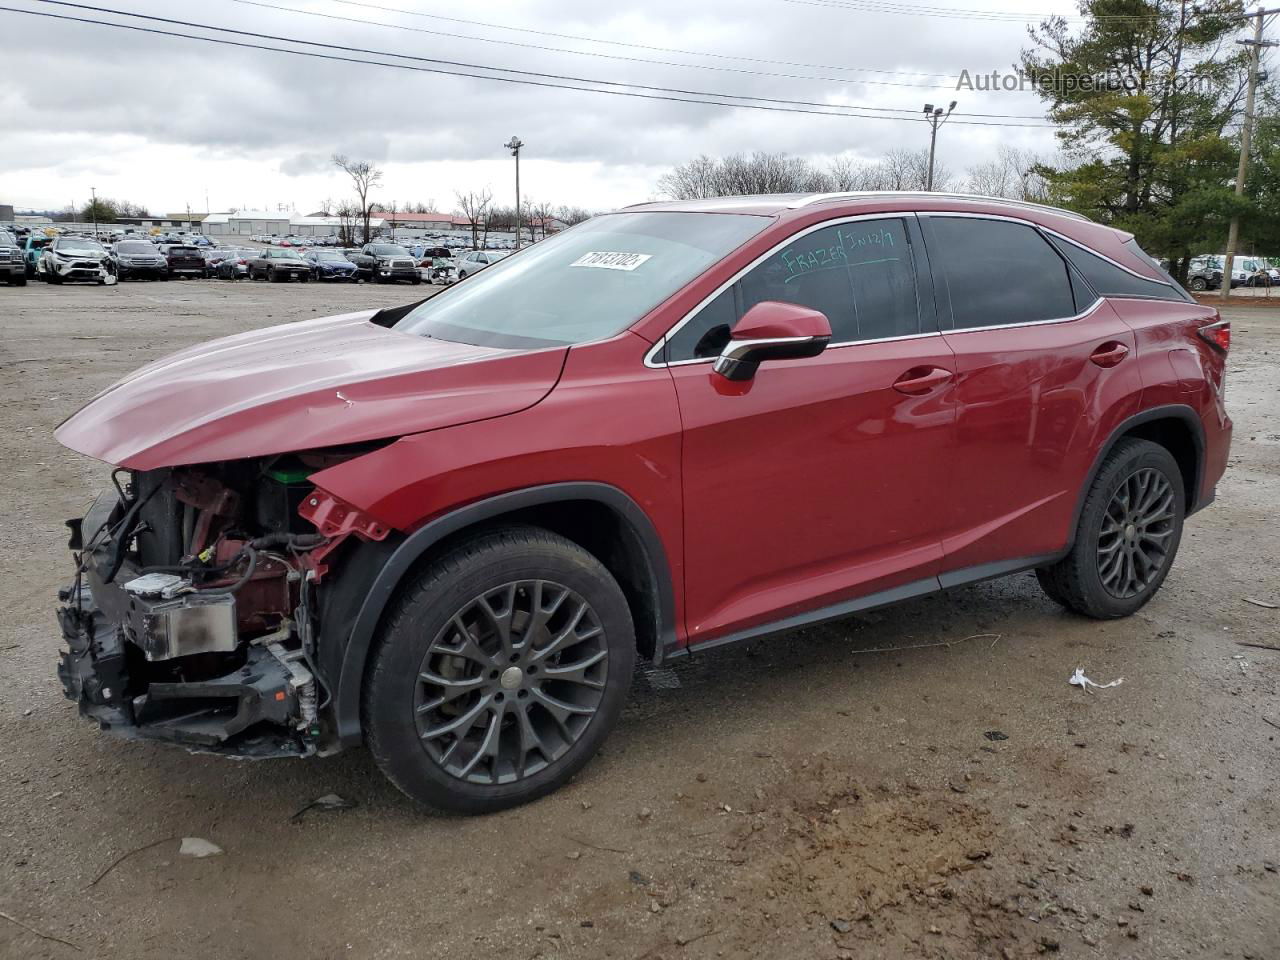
920 214 1143 576
664 215 958 644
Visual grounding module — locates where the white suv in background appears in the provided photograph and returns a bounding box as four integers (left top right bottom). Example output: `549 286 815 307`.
456 249 511 279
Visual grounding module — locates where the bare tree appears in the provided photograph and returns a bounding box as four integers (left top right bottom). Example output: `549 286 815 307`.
964 145 1050 201
335 202 358 246
454 188 493 249
332 154 383 244
657 152 832 199
526 199 556 239
554 205 592 226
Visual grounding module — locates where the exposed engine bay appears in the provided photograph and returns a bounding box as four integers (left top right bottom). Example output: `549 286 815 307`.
56 452 389 757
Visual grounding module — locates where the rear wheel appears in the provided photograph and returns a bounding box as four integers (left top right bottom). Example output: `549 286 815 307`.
363 526 635 813
1189 276 1207 291
1037 438 1184 619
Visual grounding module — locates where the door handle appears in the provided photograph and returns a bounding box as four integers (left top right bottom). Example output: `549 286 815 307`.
1090 341 1129 368
892 366 953 395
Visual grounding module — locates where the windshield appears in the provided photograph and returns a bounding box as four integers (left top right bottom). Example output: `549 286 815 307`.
314 251 345 261
0 231 14 245
117 241 153 254
370 244 409 256
395 211 770 348
58 239 105 254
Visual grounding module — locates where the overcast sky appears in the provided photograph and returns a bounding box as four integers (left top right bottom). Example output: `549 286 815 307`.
2 0 1084 215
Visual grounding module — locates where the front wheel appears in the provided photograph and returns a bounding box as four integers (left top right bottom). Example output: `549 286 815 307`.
363 526 635 813
1037 438 1185 619
1189 276 1207 291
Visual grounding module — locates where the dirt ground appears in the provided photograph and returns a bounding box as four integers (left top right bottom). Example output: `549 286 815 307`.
1 279 1277 960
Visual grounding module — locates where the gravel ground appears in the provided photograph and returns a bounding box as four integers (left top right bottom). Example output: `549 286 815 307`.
1 279 1277 960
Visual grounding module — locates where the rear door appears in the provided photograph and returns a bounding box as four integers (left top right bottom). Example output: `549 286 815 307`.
665 215 958 644
921 214 1143 577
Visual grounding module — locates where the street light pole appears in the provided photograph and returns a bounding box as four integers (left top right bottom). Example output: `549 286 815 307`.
90 185 98 238
922 101 956 191
1221 7 1280 302
505 135 524 249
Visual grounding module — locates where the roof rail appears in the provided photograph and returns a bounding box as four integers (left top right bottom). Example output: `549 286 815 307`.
789 191 1091 223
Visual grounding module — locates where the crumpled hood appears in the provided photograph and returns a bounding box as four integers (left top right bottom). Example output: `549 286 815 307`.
56 310 567 469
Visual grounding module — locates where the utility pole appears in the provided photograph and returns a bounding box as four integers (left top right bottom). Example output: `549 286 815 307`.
1221 7 1280 302
923 101 956 191
505 135 524 249
89 185 98 238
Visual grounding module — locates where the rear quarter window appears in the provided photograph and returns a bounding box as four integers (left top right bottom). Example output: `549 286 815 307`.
1052 237 1194 304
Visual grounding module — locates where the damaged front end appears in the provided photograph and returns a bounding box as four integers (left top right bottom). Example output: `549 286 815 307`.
56 454 388 758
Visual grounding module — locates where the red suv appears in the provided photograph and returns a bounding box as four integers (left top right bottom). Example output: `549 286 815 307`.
54 193 1232 812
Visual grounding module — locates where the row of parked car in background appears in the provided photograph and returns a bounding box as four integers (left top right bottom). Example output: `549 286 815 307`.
1172 253 1280 291
1 228 514 287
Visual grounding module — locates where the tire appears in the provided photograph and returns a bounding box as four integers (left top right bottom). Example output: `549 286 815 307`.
458 270 468 280
47 269 61 285
1189 276 1207 291
10 274 26 287
1036 438 1185 619
363 525 635 814
269 268 278 283
300 273 310 283
411 277 421 285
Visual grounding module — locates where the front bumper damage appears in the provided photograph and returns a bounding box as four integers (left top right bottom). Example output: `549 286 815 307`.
57 582 316 757
51 469 388 759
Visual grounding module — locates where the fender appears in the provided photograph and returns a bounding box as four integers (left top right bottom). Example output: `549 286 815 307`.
1066 403 1206 546
327 482 677 747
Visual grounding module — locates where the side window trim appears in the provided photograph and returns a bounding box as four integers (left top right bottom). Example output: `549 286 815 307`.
645 212 938 368
918 211 1101 332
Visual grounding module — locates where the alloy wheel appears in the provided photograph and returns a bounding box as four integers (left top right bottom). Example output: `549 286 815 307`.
414 580 609 785
1097 467 1176 599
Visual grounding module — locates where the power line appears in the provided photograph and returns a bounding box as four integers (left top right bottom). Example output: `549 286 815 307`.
224 0 944 91
8 0 1056 127
318 0 962 77
220 0 1051 115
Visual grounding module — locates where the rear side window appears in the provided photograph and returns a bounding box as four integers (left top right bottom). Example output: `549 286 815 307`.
664 217 920 361
1054 237 1194 304
926 217 1077 329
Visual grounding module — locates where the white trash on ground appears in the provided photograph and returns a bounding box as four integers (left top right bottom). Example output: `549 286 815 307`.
179 837 223 858
1069 667 1124 692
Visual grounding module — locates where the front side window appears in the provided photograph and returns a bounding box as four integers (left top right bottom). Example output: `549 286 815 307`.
395 211 770 348
926 217 1077 329
664 217 920 362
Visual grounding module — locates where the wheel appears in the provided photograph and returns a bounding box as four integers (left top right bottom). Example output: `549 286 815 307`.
411 276 421 285
300 273 310 283
47 269 61 284
1037 438 1184 619
269 267 278 283
1189 276 1207 291
363 526 635 813
10 274 26 286
459 270 468 280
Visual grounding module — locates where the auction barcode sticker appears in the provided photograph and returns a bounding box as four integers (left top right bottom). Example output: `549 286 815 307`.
570 251 652 271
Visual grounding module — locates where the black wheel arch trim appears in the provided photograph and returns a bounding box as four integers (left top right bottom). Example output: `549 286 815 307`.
328 482 677 747
1069 404 1206 544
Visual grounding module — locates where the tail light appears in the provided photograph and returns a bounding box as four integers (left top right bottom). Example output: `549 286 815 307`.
1197 319 1230 354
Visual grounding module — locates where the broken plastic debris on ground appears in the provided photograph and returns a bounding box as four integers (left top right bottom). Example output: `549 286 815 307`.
178 838 223 858
1069 667 1125 692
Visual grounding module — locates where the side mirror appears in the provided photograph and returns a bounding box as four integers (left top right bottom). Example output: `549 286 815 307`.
713 301 832 381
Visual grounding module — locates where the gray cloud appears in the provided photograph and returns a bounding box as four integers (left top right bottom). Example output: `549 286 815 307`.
2 0 1069 210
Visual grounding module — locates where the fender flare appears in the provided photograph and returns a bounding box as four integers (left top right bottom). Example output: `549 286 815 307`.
329 482 677 747
1066 403 1206 546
